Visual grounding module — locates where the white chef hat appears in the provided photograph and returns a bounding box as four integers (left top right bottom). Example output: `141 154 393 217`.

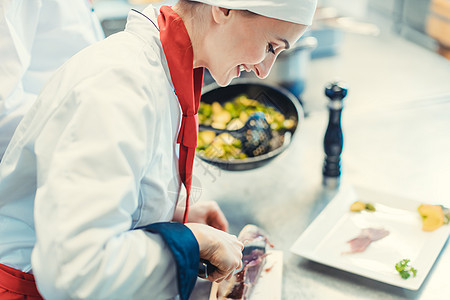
189 0 317 25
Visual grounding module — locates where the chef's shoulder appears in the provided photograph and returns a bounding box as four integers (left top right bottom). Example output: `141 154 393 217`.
52 30 167 106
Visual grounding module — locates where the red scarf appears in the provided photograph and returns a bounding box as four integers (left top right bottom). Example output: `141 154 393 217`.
158 6 204 224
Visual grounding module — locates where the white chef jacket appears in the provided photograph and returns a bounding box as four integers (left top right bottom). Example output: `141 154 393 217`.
0 0 104 160
0 6 189 300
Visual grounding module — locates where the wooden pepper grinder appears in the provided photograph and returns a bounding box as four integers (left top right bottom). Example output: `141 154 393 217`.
323 81 348 188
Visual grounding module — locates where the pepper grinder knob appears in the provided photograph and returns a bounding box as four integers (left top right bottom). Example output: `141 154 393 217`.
323 81 348 188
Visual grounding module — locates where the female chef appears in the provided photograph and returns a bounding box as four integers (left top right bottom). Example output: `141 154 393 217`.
0 0 104 161
0 0 316 299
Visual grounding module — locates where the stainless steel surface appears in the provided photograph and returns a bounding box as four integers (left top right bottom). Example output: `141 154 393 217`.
191 26 450 300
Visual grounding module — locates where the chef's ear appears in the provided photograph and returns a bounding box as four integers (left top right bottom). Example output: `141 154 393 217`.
211 6 232 24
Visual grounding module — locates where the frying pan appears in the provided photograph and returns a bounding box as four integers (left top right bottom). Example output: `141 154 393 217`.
197 79 303 171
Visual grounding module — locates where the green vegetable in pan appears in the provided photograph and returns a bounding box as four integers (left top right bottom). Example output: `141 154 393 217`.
197 94 295 160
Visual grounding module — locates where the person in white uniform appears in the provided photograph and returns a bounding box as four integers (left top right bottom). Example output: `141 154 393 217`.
0 0 104 161
0 0 317 299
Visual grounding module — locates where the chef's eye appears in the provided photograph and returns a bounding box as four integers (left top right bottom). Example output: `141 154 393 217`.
267 43 275 54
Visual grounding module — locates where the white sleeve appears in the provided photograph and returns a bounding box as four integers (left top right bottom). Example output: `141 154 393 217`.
30 76 179 299
0 0 41 101
0 0 42 157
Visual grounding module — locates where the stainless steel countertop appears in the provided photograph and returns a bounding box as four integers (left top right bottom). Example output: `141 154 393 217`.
190 25 450 300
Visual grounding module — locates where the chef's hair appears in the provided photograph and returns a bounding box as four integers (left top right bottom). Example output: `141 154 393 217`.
177 0 257 20
175 0 257 39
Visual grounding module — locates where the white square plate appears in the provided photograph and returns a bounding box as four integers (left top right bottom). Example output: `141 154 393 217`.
290 185 450 290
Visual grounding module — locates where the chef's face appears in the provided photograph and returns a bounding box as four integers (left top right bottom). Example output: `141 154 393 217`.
204 9 307 86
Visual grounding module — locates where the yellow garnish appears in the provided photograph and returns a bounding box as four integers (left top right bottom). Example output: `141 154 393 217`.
350 201 366 212
418 204 445 232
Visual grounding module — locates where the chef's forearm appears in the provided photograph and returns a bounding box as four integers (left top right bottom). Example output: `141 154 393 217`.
32 229 179 299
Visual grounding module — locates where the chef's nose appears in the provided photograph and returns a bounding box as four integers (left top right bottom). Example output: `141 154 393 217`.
253 55 277 79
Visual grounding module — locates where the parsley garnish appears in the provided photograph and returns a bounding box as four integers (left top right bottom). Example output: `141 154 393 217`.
395 259 417 279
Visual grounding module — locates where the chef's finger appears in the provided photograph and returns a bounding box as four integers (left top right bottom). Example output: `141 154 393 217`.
210 271 226 283
237 240 244 251
208 203 229 232
237 260 243 272
225 272 234 281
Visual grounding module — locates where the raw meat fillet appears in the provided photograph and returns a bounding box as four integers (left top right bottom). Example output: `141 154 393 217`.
345 228 389 253
216 225 271 300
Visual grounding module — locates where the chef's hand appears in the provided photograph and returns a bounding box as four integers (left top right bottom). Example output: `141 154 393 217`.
173 201 229 232
185 223 243 283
